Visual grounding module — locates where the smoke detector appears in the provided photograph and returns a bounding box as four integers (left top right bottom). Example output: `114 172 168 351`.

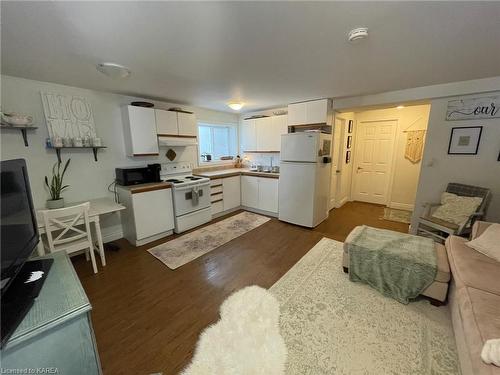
348 27 369 43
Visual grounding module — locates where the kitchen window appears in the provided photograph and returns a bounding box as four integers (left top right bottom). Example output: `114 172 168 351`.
198 122 238 163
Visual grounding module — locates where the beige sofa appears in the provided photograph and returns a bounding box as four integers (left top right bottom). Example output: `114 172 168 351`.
447 221 500 375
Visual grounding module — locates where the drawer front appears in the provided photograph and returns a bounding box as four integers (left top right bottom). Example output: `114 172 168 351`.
211 200 224 215
211 192 223 203
210 179 222 187
211 185 223 194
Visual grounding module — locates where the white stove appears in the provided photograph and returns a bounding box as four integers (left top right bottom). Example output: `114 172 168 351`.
160 163 211 233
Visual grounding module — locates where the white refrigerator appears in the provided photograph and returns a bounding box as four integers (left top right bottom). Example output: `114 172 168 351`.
279 132 332 227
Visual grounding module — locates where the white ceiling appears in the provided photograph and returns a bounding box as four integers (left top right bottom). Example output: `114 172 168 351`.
2 2 500 113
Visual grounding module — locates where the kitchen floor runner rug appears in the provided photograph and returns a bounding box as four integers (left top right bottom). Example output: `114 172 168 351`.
147 211 270 269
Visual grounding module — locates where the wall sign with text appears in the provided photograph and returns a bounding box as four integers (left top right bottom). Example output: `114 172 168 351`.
446 95 499 121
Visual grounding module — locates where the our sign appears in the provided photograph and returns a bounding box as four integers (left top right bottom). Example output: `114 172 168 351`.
446 95 499 121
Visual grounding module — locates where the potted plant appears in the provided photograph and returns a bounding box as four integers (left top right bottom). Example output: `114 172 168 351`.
45 159 70 209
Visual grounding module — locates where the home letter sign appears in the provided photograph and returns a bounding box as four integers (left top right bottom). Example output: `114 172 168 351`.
446 95 500 121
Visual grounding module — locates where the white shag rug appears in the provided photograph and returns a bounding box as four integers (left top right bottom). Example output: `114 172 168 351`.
181 285 287 375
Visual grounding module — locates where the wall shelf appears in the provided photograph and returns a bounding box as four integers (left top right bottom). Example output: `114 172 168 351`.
0 123 38 147
47 146 107 162
243 150 280 153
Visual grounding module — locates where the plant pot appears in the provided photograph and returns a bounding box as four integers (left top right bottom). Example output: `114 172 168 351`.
46 198 64 209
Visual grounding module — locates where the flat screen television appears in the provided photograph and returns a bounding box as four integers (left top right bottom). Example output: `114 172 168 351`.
1 159 39 294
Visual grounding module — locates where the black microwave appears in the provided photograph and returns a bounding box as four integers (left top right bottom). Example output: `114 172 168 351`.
115 164 161 186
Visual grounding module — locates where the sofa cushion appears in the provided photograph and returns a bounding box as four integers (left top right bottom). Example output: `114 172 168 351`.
466 223 500 262
457 286 500 375
446 235 500 296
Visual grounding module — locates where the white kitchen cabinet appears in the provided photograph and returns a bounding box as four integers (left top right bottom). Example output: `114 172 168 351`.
241 175 259 208
287 102 307 126
241 119 257 152
177 112 197 136
117 185 174 246
241 175 279 214
258 178 279 213
271 115 288 151
255 117 274 151
222 176 241 211
155 109 178 135
287 99 332 126
122 105 159 156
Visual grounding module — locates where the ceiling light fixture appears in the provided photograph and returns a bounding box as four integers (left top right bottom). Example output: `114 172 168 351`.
227 102 244 111
96 62 131 79
396 105 405 110
348 27 369 43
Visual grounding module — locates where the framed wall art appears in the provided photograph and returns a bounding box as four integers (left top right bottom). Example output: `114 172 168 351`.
447 126 482 155
345 150 351 163
346 135 352 149
348 120 353 133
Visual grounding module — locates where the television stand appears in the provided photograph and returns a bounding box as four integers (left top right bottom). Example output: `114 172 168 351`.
1 258 53 348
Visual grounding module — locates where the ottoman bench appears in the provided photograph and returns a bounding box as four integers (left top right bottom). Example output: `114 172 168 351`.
342 226 451 306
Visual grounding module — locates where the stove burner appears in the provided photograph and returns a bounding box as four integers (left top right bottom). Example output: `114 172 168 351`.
165 179 183 184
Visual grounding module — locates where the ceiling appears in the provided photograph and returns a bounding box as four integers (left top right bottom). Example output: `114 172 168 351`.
2 2 500 113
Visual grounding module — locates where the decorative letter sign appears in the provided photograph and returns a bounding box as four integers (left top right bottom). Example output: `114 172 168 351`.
446 95 500 121
40 92 97 139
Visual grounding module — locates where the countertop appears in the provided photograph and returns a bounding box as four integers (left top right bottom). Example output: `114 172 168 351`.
194 168 279 179
115 182 172 193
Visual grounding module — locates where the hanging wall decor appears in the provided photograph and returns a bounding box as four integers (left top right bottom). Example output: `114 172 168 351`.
446 95 499 121
448 126 482 155
348 120 354 133
40 92 97 139
404 130 426 163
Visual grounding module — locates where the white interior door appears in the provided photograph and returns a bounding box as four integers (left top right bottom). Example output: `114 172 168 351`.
352 120 397 205
329 118 344 209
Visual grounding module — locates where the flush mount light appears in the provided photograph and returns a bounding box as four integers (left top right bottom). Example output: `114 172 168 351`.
348 27 369 43
227 102 244 111
396 105 405 110
96 63 131 79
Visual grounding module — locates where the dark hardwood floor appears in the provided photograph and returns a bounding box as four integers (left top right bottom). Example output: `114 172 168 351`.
72 201 408 375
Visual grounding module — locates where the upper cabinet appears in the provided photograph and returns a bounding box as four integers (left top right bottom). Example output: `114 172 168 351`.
287 99 332 126
241 119 257 152
155 109 197 137
122 105 159 156
241 115 288 152
155 110 178 135
177 112 197 137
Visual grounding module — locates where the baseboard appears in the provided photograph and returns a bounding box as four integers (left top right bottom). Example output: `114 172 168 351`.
101 228 124 243
388 202 414 211
212 206 241 219
336 196 349 208
240 206 278 218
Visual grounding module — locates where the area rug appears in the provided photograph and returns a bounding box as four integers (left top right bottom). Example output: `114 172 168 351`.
181 286 287 375
147 211 270 269
382 207 412 224
270 237 458 374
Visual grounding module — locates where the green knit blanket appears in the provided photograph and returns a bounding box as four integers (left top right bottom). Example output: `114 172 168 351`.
347 226 437 304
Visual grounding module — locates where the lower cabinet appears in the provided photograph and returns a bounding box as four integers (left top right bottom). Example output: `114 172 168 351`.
241 175 279 214
222 176 241 211
117 185 175 246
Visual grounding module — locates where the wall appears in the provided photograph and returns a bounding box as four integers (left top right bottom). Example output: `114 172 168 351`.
411 92 500 231
0 75 238 240
353 105 431 210
333 112 355 207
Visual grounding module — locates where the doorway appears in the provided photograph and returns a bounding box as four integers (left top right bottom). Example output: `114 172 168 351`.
351 120 397 205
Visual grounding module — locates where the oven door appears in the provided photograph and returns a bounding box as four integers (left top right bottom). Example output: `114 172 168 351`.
172 183 211 216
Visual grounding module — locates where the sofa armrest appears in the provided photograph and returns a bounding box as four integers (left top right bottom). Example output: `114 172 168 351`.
471 221 494 239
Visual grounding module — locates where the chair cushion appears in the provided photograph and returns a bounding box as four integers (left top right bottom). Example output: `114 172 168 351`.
446 235 500 296
466 223 500 262
431 192 482 226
